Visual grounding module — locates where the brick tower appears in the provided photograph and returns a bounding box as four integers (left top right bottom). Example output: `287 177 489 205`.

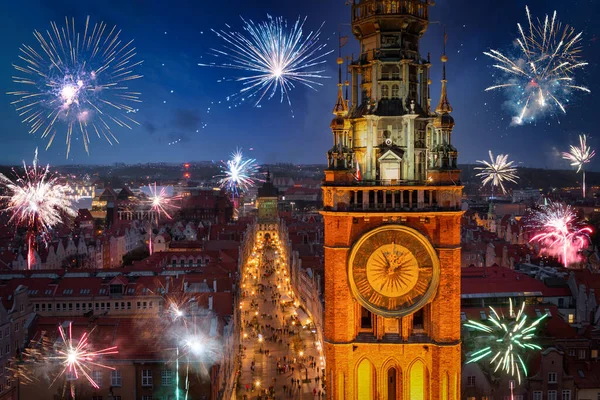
321 1 463 399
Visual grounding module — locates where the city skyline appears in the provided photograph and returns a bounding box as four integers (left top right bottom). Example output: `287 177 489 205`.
0 0 598 169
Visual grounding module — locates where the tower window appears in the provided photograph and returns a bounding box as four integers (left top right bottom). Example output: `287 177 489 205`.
381 85 389 99
392 85 399 99
413 308 424 331
360 307 372 329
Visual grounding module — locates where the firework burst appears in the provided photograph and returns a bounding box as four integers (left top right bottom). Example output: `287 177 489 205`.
529 202 592 268
484 6 589 125
465 299 547 385
217 148 262 197
562 134 596 198
8 16 143 157
143 183 179 255
145 183 179 221
50 321 118 393
198 15 332 109
475 150 519 196
0 149 76 269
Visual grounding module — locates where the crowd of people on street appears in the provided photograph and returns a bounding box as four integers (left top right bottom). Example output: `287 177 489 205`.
237 234 325 399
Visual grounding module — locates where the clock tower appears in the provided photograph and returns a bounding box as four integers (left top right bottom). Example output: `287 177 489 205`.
321 1 462 399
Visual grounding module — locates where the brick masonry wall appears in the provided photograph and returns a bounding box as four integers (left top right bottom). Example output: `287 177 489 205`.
322 212 463 400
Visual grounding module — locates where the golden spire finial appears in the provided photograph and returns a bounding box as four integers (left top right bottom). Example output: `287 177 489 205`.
436 27 452 115
333 57 348 116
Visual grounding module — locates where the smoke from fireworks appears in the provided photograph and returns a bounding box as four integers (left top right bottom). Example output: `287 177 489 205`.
198 15 332 109
8 16 143 157
529 202 592 268
475 150 519 196
217 148 262 197
484 6 589 125
0 149 77 269
465 299 546 385
562 134 596 198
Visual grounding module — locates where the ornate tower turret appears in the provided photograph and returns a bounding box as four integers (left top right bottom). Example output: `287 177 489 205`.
321 2 463 399
430 33 460 184
326 57 354 177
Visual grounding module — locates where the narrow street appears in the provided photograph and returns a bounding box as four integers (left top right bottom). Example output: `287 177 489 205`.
237 233 325 400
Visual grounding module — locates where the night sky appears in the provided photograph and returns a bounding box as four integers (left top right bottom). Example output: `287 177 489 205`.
0 0 598 168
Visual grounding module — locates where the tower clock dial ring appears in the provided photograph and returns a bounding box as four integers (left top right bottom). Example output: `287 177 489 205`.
348 225 440 318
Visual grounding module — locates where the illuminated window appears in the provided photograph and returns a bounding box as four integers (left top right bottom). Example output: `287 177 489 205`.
409 360 425 400
357 359 373 399
568 314 574 323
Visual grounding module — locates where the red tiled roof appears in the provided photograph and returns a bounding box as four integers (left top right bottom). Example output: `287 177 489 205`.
568 269 600 304
461 266 571 297
169 240 203 249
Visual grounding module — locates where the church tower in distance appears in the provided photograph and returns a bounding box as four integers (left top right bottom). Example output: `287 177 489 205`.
321 1 463 399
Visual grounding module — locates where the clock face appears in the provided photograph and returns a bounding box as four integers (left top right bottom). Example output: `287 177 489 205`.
348 225 440 318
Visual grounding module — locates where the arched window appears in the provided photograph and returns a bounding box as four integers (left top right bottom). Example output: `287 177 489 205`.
387 367 398 400
410 361 426 400
357 359 374 399
391 84 400 99
381 85 389 99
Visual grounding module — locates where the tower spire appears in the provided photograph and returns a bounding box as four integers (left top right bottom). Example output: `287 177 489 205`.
333 57 348 116
436 27 453 115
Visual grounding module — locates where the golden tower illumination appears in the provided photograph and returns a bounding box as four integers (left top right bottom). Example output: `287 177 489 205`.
321 1 463 399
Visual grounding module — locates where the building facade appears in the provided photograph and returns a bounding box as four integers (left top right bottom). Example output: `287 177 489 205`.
321 1 462 398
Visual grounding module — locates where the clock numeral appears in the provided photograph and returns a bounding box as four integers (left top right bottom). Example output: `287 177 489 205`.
414 278 429 294
369 292 383 305
414 249 427 261
388 297 398 309
400 294 414 307
356 278 371 293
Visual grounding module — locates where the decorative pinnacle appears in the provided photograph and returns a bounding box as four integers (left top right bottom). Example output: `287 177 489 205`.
436 27 452 115
333 57 348 116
